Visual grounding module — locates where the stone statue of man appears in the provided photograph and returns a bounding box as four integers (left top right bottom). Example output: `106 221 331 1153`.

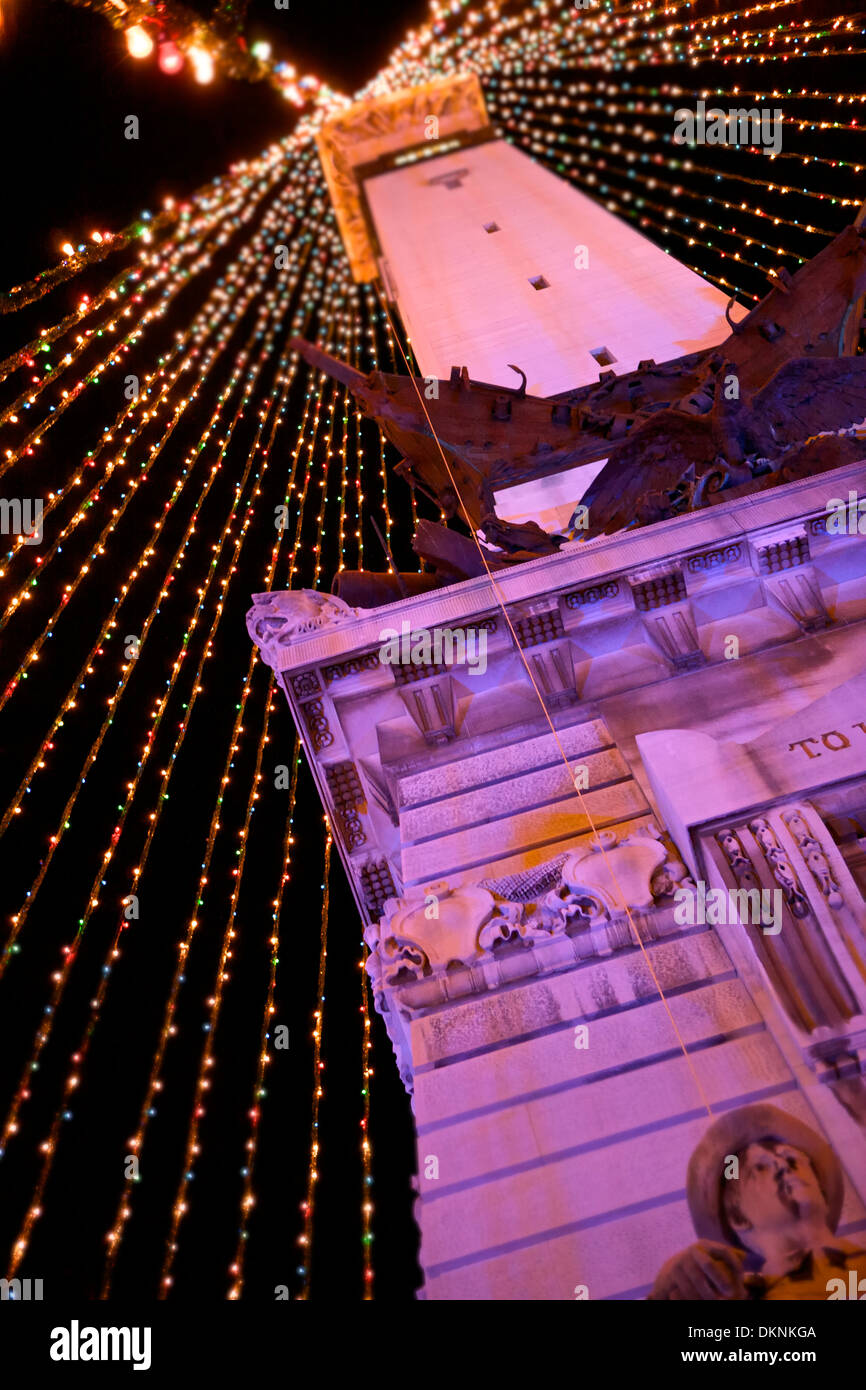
650 1103 866 1300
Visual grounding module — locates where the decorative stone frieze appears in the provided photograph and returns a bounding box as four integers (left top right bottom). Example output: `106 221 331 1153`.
714 826 764 899
748 816 812 919
300 697 334 753
629 568 687 611
359 857 399 918
701 802 866 1046
781 807 844 909
393 658 449 686
686 544 742 572
513 609 564 646
365 825 693 998
291 671 321 698
754 533 810 575
563 581 619 608
324 760 367 849
322 653 380 683
372 882 535 984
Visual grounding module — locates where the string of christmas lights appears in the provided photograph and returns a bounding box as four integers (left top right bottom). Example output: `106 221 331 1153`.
296 829 332 1300
102 261 344 1291
56 0 350 110
0 152 287 439
157 657 276 1295
0 263 311 1185
359 936 374 1299
227 732 301 1300
10 260 336 1288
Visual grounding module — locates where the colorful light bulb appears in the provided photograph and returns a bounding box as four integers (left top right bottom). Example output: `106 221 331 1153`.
125 25 154 60
189 47 215 85
158 41 184 76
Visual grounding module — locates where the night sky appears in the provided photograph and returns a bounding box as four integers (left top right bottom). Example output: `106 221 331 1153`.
0 0 861 1309
0 1 425 283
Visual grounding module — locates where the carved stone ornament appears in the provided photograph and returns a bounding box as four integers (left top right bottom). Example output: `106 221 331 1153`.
246 589 361 668
367 826 693 988
558 829 672 914
749 815 812 918
781 807 844 909
371 882 539 984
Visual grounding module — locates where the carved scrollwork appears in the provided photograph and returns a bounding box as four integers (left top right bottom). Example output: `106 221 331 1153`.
781 807 844 909
365 826 690 990
748 816 811 918
291 671 321 698
686 544 742 572
300 698 334 754
539 886 607 934
715 826 765 895
559 827 671 915
563 582 619 608
370 882 548 985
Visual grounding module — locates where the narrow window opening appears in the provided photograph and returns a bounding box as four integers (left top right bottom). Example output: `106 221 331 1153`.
426 168 469 190
590 346 617 366
529 275 550 291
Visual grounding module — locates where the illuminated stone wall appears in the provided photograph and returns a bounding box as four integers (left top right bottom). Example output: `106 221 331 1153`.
249 459 866 1298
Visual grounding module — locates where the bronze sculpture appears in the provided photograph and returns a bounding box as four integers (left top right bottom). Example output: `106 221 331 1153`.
290 218 866 593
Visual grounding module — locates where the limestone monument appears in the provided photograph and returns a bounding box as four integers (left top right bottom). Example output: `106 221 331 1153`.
249 73 866 1298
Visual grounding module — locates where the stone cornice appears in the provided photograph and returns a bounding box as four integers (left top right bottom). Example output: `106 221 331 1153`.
249 460 866 675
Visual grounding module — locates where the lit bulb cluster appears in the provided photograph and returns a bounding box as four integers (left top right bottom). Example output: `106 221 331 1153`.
59 0 346 109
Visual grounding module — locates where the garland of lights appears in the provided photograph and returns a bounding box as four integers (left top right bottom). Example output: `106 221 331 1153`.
1 273 303 1178
0 152 286 433
104 262 347 1291
0 159 314 754
55 0 347 108
158 660 277 1294
0 200 183 313
12 271 334 1280
1 211 332 1139
360 938 374 1297
163 276 352 1294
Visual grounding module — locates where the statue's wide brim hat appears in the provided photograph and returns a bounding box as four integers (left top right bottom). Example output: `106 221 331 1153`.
686 1103 844 1246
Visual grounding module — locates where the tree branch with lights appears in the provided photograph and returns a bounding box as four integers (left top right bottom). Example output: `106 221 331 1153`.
54 0 338 105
